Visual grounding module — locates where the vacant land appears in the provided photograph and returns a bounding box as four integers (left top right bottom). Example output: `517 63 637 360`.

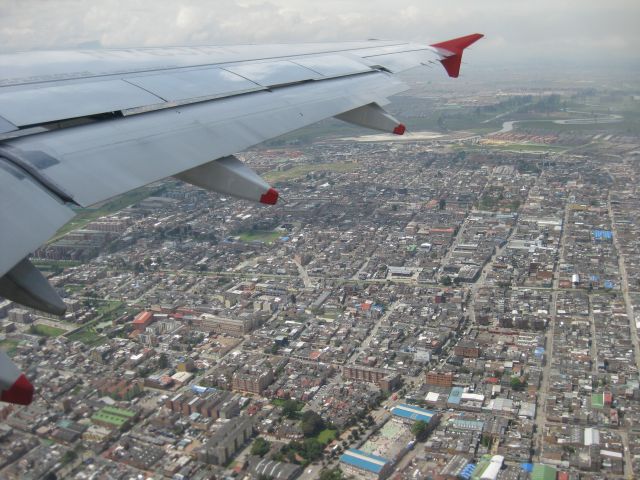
238 231 282 243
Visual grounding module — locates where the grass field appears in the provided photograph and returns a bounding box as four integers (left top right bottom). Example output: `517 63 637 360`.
30 324 67 337
316 429 337 444
95 300 125 317
32 260 82 270
0 339 20 356
67 327 108 347
265 161 359 183
238 231 282 243
475 143 568 153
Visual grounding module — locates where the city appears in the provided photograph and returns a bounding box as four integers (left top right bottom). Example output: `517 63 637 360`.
1 65 640 480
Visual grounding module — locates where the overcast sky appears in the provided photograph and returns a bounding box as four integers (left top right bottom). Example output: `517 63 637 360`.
1 0 638 66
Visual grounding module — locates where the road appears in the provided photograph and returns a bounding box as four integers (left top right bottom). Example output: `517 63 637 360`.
534 195 569 461
608 190 640 373
294 258 314 289
346 300 399 364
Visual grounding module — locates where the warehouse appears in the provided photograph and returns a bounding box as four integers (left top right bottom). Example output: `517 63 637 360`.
340 449 393 479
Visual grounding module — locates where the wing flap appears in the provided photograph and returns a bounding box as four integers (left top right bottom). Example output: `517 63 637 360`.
126 67 263 103
6 72 406 208
363 49 440 73
0 157 74 278
223 60 322 87
0 80 165 126
290 54 373 77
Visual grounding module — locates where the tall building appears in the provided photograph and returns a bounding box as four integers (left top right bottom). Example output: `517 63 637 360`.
342 365 400 393
426 371 454 387
193 313 259 335
198 416 253 465
232 368 274 395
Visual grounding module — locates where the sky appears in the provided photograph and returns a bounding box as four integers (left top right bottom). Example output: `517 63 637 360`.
0 0 638 67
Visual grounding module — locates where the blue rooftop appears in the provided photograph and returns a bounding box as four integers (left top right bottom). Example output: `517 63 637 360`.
391 403 435 423
461 463 476 479
448 386 464 405
340 449 389 474
593 230 612 241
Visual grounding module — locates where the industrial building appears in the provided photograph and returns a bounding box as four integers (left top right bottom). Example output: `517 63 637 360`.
391 404 439 427
340 448 393 479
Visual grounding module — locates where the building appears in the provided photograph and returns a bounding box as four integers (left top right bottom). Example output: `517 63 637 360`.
439 454 472 479
232 369 274 395
165 391 240 419
194 313 259 335
340 449 393 480
132 311 154 332
454 341 480 358
426 371 454 387
342 365 400 392
7 309 32 324
91 406 137 431
171 371 194 387
97 378 143 401
391 404 439 428
246 456 301 480
82 424 113 443
198 415 253 465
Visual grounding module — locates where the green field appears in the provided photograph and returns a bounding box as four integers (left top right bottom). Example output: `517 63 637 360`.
458 143 568 153
271 398 304 410
32 260 82 269
265 161 358 183
0 339 20 356
316 429 337 444
238 231 282 243
95 300 125 317
30 324 67 337
67 327 108 346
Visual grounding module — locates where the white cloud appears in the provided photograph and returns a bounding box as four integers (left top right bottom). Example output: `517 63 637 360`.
0 0 638 65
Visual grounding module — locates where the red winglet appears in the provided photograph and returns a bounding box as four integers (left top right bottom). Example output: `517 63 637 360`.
393 124 406 135
259 188 279 205
430 33 483 78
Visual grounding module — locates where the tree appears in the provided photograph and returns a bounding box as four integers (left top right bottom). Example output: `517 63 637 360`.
438 198 446 210
282 399 300 419
301 410 325 437
62 450 78 465
303 438 324 461
441 275 452 286
510 376 527 391
158 353 169 369
319 467 344 480
251 437 271 457
411 420 429 441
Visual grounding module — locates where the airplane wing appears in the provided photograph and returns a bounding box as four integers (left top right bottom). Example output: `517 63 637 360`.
0 33 482 404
